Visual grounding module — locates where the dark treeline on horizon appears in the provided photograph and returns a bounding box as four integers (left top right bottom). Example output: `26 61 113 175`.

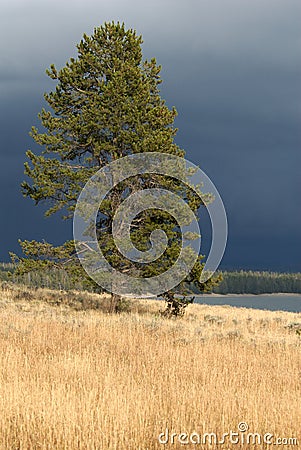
212 271 301 295
1 264 301 295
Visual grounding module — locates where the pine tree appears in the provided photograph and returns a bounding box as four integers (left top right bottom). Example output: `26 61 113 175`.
12 22 220 313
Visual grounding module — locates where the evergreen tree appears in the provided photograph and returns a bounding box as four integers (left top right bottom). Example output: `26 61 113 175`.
12 22 220 313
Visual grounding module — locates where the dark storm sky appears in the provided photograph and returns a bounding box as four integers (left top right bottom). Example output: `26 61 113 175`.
1 0 300 271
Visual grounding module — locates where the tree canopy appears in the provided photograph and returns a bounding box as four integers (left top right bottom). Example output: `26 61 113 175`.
12 22 220 313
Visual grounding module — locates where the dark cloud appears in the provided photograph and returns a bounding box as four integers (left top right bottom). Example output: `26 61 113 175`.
1 0 300 271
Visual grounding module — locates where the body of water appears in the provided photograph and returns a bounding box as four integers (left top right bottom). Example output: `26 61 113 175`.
195 295 301 313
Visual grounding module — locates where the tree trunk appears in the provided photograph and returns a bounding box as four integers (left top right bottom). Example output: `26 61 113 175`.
109 293 122 313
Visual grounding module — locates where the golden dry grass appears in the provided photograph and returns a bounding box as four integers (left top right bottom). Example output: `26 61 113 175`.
0 283 300 449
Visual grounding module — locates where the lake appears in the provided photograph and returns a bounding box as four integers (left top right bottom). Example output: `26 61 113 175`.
195 295 301 313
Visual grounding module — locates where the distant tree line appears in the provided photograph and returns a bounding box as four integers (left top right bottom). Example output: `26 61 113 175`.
1 264 301 295
0 263 83 291
212 270 301 294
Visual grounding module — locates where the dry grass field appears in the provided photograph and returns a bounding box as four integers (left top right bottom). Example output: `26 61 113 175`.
0 282 300 449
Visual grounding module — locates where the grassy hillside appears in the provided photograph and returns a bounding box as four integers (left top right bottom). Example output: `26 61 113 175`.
0 282 300 449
